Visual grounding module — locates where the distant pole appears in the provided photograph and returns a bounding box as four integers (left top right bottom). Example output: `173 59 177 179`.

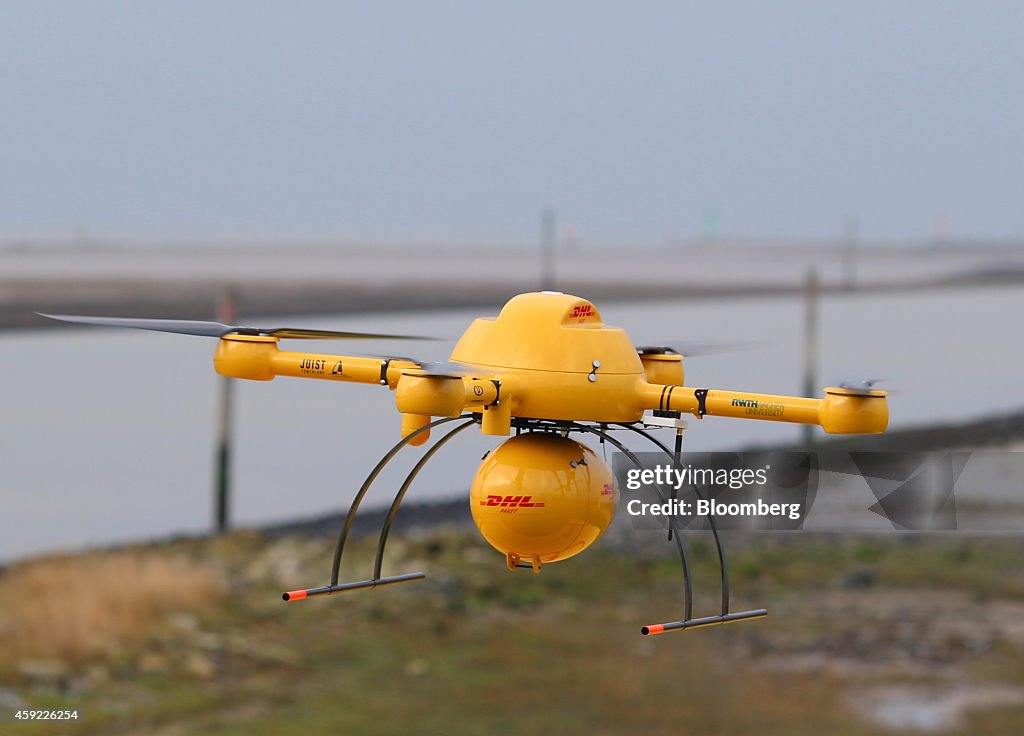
562 222 578 253
541 206 557 290
802 268 819 447
932 213 949 245
842 215 859 291
702 204 719 243
214 287 237 533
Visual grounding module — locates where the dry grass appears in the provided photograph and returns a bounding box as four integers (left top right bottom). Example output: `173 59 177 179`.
4 533 1024 734
0 549 222 669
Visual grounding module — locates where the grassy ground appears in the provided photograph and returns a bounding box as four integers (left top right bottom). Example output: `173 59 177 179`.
3 529 1024 735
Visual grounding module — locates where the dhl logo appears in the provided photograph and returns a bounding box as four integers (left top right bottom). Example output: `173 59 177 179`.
567 304 596 320
480 495 545 508
601 483 616 496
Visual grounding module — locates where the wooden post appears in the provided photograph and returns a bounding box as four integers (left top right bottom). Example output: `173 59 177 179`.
802 268 819 447
214 287 236 533
541 206 557 291
842 215 859 291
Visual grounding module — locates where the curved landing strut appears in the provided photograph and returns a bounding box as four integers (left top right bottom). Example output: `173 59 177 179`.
282 413 766 635
282 414 477 601
573 421 766 635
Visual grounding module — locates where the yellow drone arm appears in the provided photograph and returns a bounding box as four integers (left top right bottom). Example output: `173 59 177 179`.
213 335 417 386
645 383 888 434
213 335 503 444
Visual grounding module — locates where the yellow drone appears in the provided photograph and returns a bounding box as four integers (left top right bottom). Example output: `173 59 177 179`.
46 291 888 636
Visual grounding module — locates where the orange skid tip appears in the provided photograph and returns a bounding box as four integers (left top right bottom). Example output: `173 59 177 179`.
280 572 427 602
640 609 768 635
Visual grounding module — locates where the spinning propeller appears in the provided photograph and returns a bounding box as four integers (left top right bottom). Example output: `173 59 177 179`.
837 378 886 394
636 341 755 357
39 313 433 341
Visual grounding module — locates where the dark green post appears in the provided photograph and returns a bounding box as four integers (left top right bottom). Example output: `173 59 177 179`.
214 287 236 533
541 206 557 291
802 268 819 447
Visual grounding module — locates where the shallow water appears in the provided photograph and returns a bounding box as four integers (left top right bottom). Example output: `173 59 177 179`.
1 285 1019 560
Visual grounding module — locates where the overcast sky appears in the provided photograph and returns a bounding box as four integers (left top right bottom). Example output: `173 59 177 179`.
1 2 1022 244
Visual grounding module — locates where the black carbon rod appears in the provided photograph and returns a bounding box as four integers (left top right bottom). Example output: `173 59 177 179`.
571 423 694 624
372 419 477 580
641 609 767 636
331 415 472 586
616 423 731 617
283 572 427 601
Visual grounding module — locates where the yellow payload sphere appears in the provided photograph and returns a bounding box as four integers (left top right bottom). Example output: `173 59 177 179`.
470 433 619 571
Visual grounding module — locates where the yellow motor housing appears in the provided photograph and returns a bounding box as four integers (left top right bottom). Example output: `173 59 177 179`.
639 352 684 386
819 387 889 434
470 433 618 570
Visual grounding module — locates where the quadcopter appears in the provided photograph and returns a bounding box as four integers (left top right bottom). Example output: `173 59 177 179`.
46 291 888 636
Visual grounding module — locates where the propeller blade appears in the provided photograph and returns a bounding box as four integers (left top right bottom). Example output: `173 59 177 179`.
636 341 756 357
361 354 489 378
837 378 887 395
415 361 488 378
39 314 435 341
40 314 234 337
264 327 434 341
